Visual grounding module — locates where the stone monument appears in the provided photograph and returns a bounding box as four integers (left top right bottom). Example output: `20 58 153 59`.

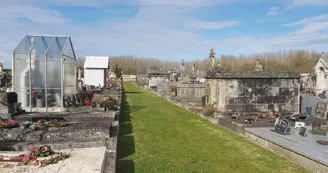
209 49 215 69
254 56 263 71
190 61 197 83
181 59 185 82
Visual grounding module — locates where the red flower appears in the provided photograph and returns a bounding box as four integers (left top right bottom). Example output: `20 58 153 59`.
31 91 38 98
37 119 45 124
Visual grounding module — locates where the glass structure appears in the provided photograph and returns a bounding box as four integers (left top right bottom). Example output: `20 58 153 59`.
12 35 77 111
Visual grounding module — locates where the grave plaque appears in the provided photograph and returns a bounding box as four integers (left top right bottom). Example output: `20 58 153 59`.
299 126 307 137
270 117 291 135
314 102 328 120
310 121 326 136
295 122 305 129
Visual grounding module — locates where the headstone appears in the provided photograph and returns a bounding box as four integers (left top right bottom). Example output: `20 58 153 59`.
270 117 291 135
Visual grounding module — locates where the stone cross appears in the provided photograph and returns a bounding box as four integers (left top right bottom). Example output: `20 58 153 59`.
192 61 196 75
181 59 185 81
322 51 325 58
209 49 215 69
254 56 263 71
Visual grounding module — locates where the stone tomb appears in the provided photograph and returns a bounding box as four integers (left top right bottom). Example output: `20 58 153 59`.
147 69 171 89
205 69 300 115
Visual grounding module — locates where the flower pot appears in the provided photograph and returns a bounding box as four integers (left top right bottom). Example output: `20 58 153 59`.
36 98 44 108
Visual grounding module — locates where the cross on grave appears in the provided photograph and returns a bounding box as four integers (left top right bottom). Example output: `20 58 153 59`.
270 117 291 135
209 49 215 69
192 61 196 75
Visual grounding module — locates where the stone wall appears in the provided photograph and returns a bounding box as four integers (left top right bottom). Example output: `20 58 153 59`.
176 83 206 98
175 83 206 107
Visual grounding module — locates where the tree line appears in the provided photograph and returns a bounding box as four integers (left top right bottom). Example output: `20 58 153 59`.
76 49 322 75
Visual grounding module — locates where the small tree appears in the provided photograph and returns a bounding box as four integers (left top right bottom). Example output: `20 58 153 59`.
113 64 122 79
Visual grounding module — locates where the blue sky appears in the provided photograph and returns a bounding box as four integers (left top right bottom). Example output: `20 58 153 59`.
1 0 328 68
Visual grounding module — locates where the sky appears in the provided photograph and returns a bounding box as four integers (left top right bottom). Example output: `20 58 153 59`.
1 0 328 68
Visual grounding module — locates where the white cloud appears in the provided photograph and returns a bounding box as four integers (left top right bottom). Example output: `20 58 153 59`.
186 20 241 29
267 6 279 16
2 0 328 69
291 0 328 6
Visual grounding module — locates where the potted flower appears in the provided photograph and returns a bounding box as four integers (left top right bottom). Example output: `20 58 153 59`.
31 90 37 107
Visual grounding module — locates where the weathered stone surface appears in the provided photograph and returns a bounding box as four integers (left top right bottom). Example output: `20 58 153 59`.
0 147 107 173
207 77 300 115
206 70 301 79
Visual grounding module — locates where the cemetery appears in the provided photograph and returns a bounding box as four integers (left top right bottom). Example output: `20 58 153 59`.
144 49 328 173
1 34 328 172
0 35 123 172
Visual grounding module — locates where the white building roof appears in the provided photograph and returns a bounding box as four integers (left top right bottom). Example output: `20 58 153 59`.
84 56 109 69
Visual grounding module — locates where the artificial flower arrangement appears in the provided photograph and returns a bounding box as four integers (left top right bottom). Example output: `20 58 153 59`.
18 146 70 167
21 119 67 130
0 120 19 128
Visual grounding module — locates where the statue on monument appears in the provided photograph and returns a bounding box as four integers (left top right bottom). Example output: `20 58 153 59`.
254 56 263 72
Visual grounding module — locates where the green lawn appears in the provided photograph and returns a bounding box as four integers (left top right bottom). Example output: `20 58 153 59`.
117 83 307 173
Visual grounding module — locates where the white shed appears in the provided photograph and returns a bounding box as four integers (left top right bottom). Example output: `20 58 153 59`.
84 56 109 87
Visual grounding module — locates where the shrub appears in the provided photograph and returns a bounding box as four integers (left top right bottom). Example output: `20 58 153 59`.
203 105 215 116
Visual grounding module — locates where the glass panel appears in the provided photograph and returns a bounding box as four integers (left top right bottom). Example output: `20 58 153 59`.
46 59 61 88
64 58 76 96
30 36 53 55
47 89 61 107
47 37 68 56
62 39 75 59
15 36 40 54
31 57 46 88
14 55 29 90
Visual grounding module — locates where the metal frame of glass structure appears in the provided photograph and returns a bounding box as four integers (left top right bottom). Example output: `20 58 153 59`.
12 35 77 112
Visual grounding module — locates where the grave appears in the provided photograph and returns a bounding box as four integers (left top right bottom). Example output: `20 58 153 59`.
205 56 301 116
0 80 123 172
174 61 206 108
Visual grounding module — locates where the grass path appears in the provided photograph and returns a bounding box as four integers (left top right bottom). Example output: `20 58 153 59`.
117 83 307 173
